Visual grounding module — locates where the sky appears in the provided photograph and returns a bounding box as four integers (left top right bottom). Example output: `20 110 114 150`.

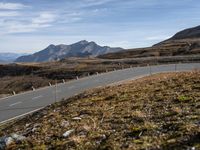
0 0 200 53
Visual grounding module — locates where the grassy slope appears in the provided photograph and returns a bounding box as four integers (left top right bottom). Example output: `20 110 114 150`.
0 71 200 149
99 39 200 59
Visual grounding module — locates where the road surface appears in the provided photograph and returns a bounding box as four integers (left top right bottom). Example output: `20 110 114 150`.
0 63 199 123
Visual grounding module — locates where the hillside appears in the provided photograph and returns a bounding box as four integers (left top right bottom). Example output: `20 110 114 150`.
15 41 123 62
170 25 200 40
0 71 199 149
99 26 200 59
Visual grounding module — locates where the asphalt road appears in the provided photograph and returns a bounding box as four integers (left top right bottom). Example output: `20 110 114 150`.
0 63 199 123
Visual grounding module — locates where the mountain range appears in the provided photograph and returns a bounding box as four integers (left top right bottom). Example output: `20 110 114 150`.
15 41 123 62
4 25 200 62
0 53 27 63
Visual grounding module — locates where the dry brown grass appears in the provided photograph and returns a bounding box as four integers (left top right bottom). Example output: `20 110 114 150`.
99 39 200 59
0 76 54 95
0 71 200 149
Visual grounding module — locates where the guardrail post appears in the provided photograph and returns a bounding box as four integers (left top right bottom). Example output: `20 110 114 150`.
49 82 52 86
96 72 99 75
12 91 16 95
32 86 35 91
87 73 90 76
62 79 65 83
76 76 79 80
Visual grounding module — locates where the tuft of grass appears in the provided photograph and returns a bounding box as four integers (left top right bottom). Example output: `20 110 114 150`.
177 95 192 102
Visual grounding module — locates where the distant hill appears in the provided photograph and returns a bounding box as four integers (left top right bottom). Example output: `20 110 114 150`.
170 25 200 40
15 40 123 62
0 53 27 63
99 26 200 59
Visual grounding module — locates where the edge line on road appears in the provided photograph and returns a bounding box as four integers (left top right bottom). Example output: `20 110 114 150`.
0 107 44 125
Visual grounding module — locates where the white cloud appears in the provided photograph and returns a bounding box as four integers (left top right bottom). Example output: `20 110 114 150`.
0 2 27 10
0 0 112 35
32 12 57 24
0 11 20 17
80 0 114 7
0 12 57 34
145 35 171 41
66 12 83 17
54 11 84 24
7 22 52 34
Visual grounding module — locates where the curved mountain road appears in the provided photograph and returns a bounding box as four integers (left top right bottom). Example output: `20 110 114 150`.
0 63 199 123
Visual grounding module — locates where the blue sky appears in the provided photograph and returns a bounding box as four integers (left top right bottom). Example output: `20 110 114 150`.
0 0 200 53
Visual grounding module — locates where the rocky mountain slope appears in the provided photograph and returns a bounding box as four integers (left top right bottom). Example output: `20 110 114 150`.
99 26 200 59
15 40 123 62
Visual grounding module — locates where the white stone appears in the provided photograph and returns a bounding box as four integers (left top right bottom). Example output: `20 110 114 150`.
5 137 14 146
11 134 26 141
72 117 82 120
63 129 74 137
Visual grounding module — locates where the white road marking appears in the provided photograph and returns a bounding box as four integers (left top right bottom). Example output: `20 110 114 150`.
0 107 44 125
32 95 43 100
9 101 22 107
